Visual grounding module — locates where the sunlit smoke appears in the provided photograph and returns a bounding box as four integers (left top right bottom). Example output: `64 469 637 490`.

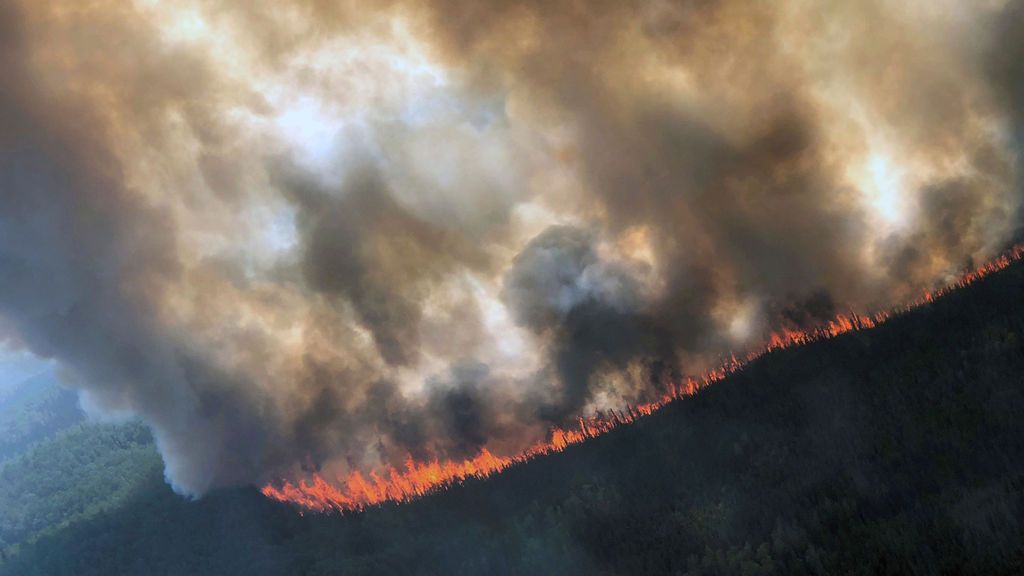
0 0 1021 497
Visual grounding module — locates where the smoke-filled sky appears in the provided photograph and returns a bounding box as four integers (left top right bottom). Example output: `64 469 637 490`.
1 0 1022 496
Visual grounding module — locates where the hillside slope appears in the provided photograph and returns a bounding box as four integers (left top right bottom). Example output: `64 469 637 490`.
0 369 82 464
0 423 157 554
2 259 1024 575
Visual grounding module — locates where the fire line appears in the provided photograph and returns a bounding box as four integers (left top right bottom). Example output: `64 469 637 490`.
261 245 1024 513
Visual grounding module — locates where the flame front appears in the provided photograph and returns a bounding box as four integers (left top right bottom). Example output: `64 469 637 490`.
262 246 1024 513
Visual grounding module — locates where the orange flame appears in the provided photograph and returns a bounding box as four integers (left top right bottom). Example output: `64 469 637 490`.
262 245 1024 512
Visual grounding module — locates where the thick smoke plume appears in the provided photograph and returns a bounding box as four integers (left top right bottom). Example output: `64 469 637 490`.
0 0 1022 495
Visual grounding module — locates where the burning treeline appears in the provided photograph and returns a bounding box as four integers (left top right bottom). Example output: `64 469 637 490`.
0 0 1023 499
262 246 1024 512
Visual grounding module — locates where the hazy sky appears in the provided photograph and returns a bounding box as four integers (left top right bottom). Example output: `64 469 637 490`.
0 348 52 395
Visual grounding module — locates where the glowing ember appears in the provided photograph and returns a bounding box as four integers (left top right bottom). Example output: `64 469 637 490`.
262 245 1024 512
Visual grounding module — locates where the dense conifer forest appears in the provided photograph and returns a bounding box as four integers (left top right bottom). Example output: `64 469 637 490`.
0 370 81 464
2 260 1023 575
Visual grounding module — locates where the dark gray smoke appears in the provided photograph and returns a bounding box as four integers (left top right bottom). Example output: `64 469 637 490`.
0 0 1021 495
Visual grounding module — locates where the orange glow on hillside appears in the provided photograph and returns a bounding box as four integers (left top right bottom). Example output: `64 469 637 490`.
262 245 1024 513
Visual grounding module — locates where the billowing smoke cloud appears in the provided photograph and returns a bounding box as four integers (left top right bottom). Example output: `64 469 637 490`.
503 226 673 422
0 0 1021 495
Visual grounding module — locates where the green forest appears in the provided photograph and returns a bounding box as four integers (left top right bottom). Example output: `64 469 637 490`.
2 260 1024 575
0 370 81 464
